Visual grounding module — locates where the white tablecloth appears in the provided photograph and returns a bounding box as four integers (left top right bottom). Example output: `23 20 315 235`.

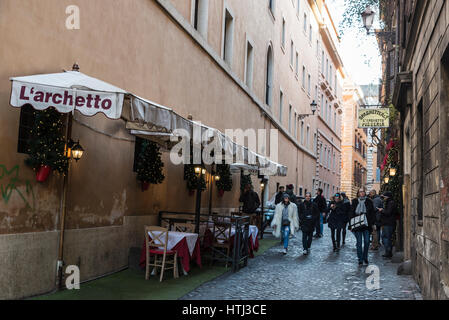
209 225 258 246
148 231 198 256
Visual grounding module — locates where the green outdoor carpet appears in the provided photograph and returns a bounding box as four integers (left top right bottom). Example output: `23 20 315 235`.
33 236 278 300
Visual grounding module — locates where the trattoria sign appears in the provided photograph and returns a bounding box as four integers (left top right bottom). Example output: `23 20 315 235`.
358 108 390 128
10 81 124 119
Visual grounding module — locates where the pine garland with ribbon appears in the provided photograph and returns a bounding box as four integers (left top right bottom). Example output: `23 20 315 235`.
184 164 206 192
240 171 253 192
136 140 165 184
25 108 68 174
215 164 232 192
381 145 401 205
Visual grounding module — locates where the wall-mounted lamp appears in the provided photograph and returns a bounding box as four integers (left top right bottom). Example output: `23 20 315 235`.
389 168 397 177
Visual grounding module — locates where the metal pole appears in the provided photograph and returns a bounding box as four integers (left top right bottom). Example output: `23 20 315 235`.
260 184 265 239
57 112 72 289
208 165 214 215
194 172 202 234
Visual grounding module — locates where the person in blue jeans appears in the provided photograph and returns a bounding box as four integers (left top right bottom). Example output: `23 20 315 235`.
271 193 299 254
313 188 327 238
378 191 397 258
349 188 376 266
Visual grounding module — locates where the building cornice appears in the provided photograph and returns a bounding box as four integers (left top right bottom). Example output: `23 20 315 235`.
403 0 428 69
308 0 345 78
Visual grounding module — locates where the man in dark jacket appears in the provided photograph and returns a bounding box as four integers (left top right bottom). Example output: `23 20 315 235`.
349 188 376 265
239 184 260 214
369 190 383 250
299 192 320 255
285 184 297 204
378 191 397 258
327 193 347 252
313 188 327 238
275 186 285 205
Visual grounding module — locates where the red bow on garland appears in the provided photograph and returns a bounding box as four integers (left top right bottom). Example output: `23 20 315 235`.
381 139 396 171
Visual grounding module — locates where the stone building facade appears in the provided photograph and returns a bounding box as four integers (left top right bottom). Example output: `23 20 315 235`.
0 0 346 299
341 81 367 200
380 0 449 299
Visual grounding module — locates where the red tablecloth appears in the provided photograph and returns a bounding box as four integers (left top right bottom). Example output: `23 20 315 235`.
139 237 202 273
203 229 259 258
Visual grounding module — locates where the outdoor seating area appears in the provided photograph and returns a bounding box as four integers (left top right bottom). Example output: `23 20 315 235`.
138 211 262 282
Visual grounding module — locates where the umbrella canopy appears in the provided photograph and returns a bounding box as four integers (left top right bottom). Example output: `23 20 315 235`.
10 71 127 119
9 69 288 176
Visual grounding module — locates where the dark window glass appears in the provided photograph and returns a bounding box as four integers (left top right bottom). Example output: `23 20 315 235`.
133 137 145 172
17 104 36 154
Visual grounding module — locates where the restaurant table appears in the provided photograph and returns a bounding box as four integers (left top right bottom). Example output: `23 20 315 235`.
202 225 259 258
139 231 202 273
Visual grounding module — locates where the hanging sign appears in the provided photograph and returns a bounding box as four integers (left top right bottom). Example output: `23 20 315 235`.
358 108 390 128
10 81 124 119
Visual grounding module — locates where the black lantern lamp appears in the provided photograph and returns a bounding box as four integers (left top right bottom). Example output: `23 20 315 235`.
71 140 84 162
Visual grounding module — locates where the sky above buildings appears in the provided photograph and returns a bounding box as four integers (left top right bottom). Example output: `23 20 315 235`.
327 0 382 86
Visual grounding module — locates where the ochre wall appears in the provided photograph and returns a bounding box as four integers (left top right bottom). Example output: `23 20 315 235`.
0 0 345 298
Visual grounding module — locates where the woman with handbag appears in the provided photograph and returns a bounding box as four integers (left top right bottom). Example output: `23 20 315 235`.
349 188 376 266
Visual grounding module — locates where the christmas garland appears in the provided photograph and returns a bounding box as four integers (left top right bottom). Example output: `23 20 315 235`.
136 140 165 184
25 108 68 174
215 164 232 192
240 171 253 192
184 164 206 192
381 145 401 205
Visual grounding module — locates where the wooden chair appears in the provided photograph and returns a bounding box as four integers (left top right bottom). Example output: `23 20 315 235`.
211 222 233 268
173 222 195 233
144 226 179 282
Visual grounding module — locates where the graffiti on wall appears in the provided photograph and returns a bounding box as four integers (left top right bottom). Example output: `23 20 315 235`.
0 164 36 210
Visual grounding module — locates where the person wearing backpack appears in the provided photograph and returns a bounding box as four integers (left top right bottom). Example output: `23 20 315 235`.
378 191 397 259
271 193 299 254
349 188 376 266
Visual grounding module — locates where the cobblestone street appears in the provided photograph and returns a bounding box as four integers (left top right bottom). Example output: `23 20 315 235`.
182 228 422 300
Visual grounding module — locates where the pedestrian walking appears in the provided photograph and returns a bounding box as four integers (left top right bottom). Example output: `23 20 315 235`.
271 193 299 254
340 192 351 246
285 184 297 204
378 191 397 259
239 184 261 225
299 192 320 255
327 193 346 252
275 186 285 205
369 190 383 250
349 188 376 266
313 188 327 238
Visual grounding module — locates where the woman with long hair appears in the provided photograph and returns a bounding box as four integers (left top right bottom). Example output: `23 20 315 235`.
349 188 376 266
